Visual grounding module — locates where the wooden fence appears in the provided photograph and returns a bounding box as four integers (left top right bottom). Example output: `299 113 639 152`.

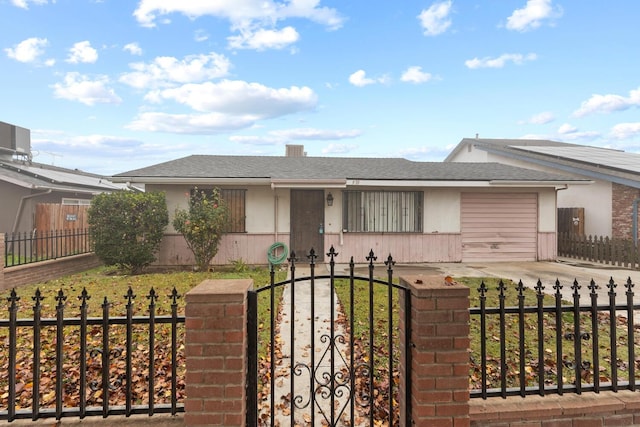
558 232 640 270
35 203 89 232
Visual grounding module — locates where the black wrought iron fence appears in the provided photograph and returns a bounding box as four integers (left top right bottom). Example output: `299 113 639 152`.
470 276 640 399
0 287 185 422
4 229 92 267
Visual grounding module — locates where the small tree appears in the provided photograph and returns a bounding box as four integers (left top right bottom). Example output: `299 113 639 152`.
88 191 168 274
173 188 230 271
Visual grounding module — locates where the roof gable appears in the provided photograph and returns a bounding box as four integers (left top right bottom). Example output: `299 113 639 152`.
448 138 640 188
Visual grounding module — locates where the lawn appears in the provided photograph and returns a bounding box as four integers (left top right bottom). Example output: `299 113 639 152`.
0 265 285 411
334 274 640 396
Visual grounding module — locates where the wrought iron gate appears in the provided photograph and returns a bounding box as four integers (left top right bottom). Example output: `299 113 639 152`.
247 247 411 426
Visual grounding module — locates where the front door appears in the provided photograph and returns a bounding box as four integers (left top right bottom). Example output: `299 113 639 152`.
290 190 324 261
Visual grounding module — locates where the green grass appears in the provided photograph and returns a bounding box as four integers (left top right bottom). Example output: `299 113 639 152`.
0 265 285 410
332 274 640 393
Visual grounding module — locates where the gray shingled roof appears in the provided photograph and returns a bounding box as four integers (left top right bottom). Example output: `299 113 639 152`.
451 138 640 187
114 154 587 183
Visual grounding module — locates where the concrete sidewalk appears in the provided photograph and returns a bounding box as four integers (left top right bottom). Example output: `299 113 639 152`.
262 265 356 426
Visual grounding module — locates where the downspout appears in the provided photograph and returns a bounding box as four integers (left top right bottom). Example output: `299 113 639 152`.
11 189 52 234
633 198 640 246
274 190 279 242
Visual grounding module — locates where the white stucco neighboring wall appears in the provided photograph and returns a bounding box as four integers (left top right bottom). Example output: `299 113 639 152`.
538 188 556 232
556 181 612 237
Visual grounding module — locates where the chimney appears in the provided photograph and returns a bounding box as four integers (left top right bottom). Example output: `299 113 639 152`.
285 144 305 157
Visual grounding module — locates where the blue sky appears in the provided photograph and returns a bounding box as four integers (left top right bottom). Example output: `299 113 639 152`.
2 0 640 175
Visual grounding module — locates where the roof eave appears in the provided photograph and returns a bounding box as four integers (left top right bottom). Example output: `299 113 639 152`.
111 177 274 185
488 180 594 187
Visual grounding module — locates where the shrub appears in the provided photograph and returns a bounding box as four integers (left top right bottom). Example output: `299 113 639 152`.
173 188 230 271
88 191 168 274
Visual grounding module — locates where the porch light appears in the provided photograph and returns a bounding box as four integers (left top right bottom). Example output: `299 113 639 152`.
326 192 334 206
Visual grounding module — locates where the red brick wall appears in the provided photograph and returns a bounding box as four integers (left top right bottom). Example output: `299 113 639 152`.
612 183 640 240
400 275 471 427
0 233 101 290
470 390 640 426
184 279 252 427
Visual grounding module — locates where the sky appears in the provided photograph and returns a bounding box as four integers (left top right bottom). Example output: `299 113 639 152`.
1 0 640 176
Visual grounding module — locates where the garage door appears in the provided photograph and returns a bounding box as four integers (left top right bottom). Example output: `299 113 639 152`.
461 193 537 262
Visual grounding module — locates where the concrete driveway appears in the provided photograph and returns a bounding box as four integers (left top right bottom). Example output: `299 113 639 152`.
344 258 640 304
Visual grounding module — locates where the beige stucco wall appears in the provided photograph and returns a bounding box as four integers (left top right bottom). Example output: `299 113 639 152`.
424 189 461 233
152 182 558 265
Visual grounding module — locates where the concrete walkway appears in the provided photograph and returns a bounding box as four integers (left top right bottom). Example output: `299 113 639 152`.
263 265 357 426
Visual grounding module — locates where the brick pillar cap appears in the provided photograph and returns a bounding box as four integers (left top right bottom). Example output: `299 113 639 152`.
186 279 253 303
400 275 469 296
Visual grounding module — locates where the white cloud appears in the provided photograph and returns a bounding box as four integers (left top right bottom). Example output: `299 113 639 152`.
11 0 49 9
147 80 317 116
322 143 357 154
133 0 344 51
557 123 577 134
228 26 299 50
418 0 453 36
52 72 122 106
610 122 640 140
229 135 283 145
396 146 453 161
129 80 317 134
120 52 231 89
400 66 433 84
554 123 600 141
465 53 537 69
506 0 562 32
348 69 388 87
5 37 48 63
127 112 258 134
66 41 98 64
194 29 209 42
123 42 143 56
524 111 555 124
572 88 640 118
270 128 361 140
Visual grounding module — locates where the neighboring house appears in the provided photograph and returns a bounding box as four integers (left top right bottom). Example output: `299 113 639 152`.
445 138 640 242
0 121 127 234
112 145 589 266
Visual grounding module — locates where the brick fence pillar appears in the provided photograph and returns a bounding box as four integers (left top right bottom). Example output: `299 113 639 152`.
399 275 470 427
184 279 253 427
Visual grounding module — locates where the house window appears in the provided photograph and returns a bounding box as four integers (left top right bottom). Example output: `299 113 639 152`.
62 198 91 206
221 189 246 233
342 190 423 233
191 188 246 233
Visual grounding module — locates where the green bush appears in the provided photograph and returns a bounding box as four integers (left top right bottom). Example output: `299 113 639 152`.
173 188 230 271
88 191 168 274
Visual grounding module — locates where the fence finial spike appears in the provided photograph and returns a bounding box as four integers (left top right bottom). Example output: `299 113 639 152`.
625 277 634 292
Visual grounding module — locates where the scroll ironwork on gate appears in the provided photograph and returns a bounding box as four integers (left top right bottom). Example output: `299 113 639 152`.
246 246 411 426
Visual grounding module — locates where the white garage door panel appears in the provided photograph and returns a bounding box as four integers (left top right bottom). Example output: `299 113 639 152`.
461 193 537 262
